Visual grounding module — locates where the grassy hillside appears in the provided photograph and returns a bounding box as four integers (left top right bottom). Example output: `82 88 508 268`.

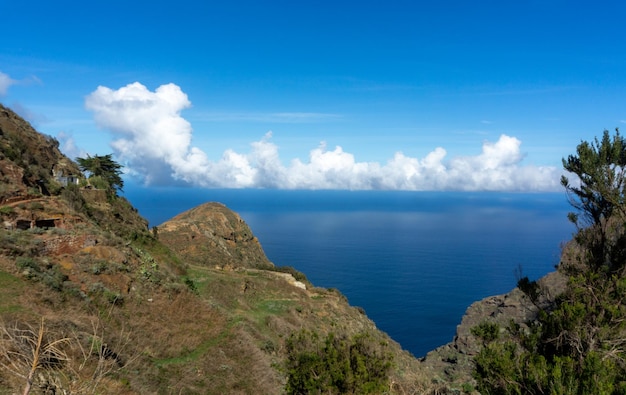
0 104 448 393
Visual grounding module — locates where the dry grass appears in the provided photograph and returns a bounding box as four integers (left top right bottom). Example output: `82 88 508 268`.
0 313 139 395
0 223 441 394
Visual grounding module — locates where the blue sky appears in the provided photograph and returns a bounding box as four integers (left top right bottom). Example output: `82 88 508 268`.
2 1 625 191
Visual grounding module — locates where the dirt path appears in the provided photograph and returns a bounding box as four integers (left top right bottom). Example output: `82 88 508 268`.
2 196 49 207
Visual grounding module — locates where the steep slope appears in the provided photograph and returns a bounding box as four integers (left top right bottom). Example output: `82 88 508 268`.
421 271 568 388
157 202 432 393
0 104 437 394
0 105 80 202
157 202 272 269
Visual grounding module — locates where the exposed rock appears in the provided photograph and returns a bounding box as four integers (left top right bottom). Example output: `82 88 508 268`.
157 202 273 269
0 104 81 202
41 234 98 255
248 269 307 290
421 270 568 386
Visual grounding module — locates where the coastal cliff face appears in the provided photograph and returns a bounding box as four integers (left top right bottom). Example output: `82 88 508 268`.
421 271 568 387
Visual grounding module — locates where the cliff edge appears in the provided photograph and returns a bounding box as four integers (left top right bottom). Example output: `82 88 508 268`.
421 270 568 387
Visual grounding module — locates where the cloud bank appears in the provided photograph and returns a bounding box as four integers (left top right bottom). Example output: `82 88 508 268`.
85 82 561 191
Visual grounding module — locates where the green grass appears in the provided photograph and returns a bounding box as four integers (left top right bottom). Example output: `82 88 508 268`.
0 270 25 313
185 265 215 293
249 298 297 328
153 316 243 367
255 299 295 315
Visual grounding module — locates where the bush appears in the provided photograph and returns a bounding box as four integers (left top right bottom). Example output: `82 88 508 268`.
182 276 198 294
86 175 110 190
16 257 68 292
471 322 500 344
284 330 393 394
0 206 15 216
61 183 87 214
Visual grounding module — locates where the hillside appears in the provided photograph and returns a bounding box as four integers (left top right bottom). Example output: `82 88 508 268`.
0 104 450 394
156 202 272 269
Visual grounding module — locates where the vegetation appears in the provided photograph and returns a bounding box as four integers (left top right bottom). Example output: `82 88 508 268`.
0 103 438 394
473 129 626 394
0 316 134 394
76 154 124 195
284 330 394 394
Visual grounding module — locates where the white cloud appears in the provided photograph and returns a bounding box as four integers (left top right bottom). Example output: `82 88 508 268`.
57 131 87 159
0 71 16 96
86 82 562 192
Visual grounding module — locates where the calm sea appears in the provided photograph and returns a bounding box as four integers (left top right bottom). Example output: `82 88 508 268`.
124 186 573 357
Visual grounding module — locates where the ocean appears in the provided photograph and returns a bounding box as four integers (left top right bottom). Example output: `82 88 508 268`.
124 186 574 357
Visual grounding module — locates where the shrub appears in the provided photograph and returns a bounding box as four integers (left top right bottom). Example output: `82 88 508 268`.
15 257 68 292
471 322 500 344
61 183 87 214
0 206 15 216
86 175 110 190
16 256 40 273
182 276 198 294
284 330 393 394
28 202 44 211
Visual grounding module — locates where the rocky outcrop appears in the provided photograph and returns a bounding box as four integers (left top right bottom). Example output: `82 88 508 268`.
0 104 81 202
421 271 568 386
157 202 273 269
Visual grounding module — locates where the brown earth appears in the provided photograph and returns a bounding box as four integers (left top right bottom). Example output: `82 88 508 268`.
157 202 273 269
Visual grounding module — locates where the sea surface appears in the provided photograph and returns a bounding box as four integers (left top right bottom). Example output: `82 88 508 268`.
124 186 574 357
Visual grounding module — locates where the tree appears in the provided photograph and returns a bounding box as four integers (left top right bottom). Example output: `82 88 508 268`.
562 129 626 228
561 129 626 273
473 129 626 394
76 154 124 194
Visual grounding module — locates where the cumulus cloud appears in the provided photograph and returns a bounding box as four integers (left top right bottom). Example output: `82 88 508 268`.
85 82 561 191
0 72 16 96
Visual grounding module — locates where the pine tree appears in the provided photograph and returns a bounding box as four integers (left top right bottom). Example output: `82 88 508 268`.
76 154 124 195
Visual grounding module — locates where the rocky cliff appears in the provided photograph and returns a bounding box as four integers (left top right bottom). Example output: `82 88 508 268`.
421 270 568 388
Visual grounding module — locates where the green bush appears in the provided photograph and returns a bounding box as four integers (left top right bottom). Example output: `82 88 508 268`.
16 257 68 291
471 322 500 344
258 264 309 283
61 183 87 213
473 130 626 394
28 202 44 211
0 206 15 216
182 276 198 294
16 256 40 272
284 330 393 394
86 175 110 190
